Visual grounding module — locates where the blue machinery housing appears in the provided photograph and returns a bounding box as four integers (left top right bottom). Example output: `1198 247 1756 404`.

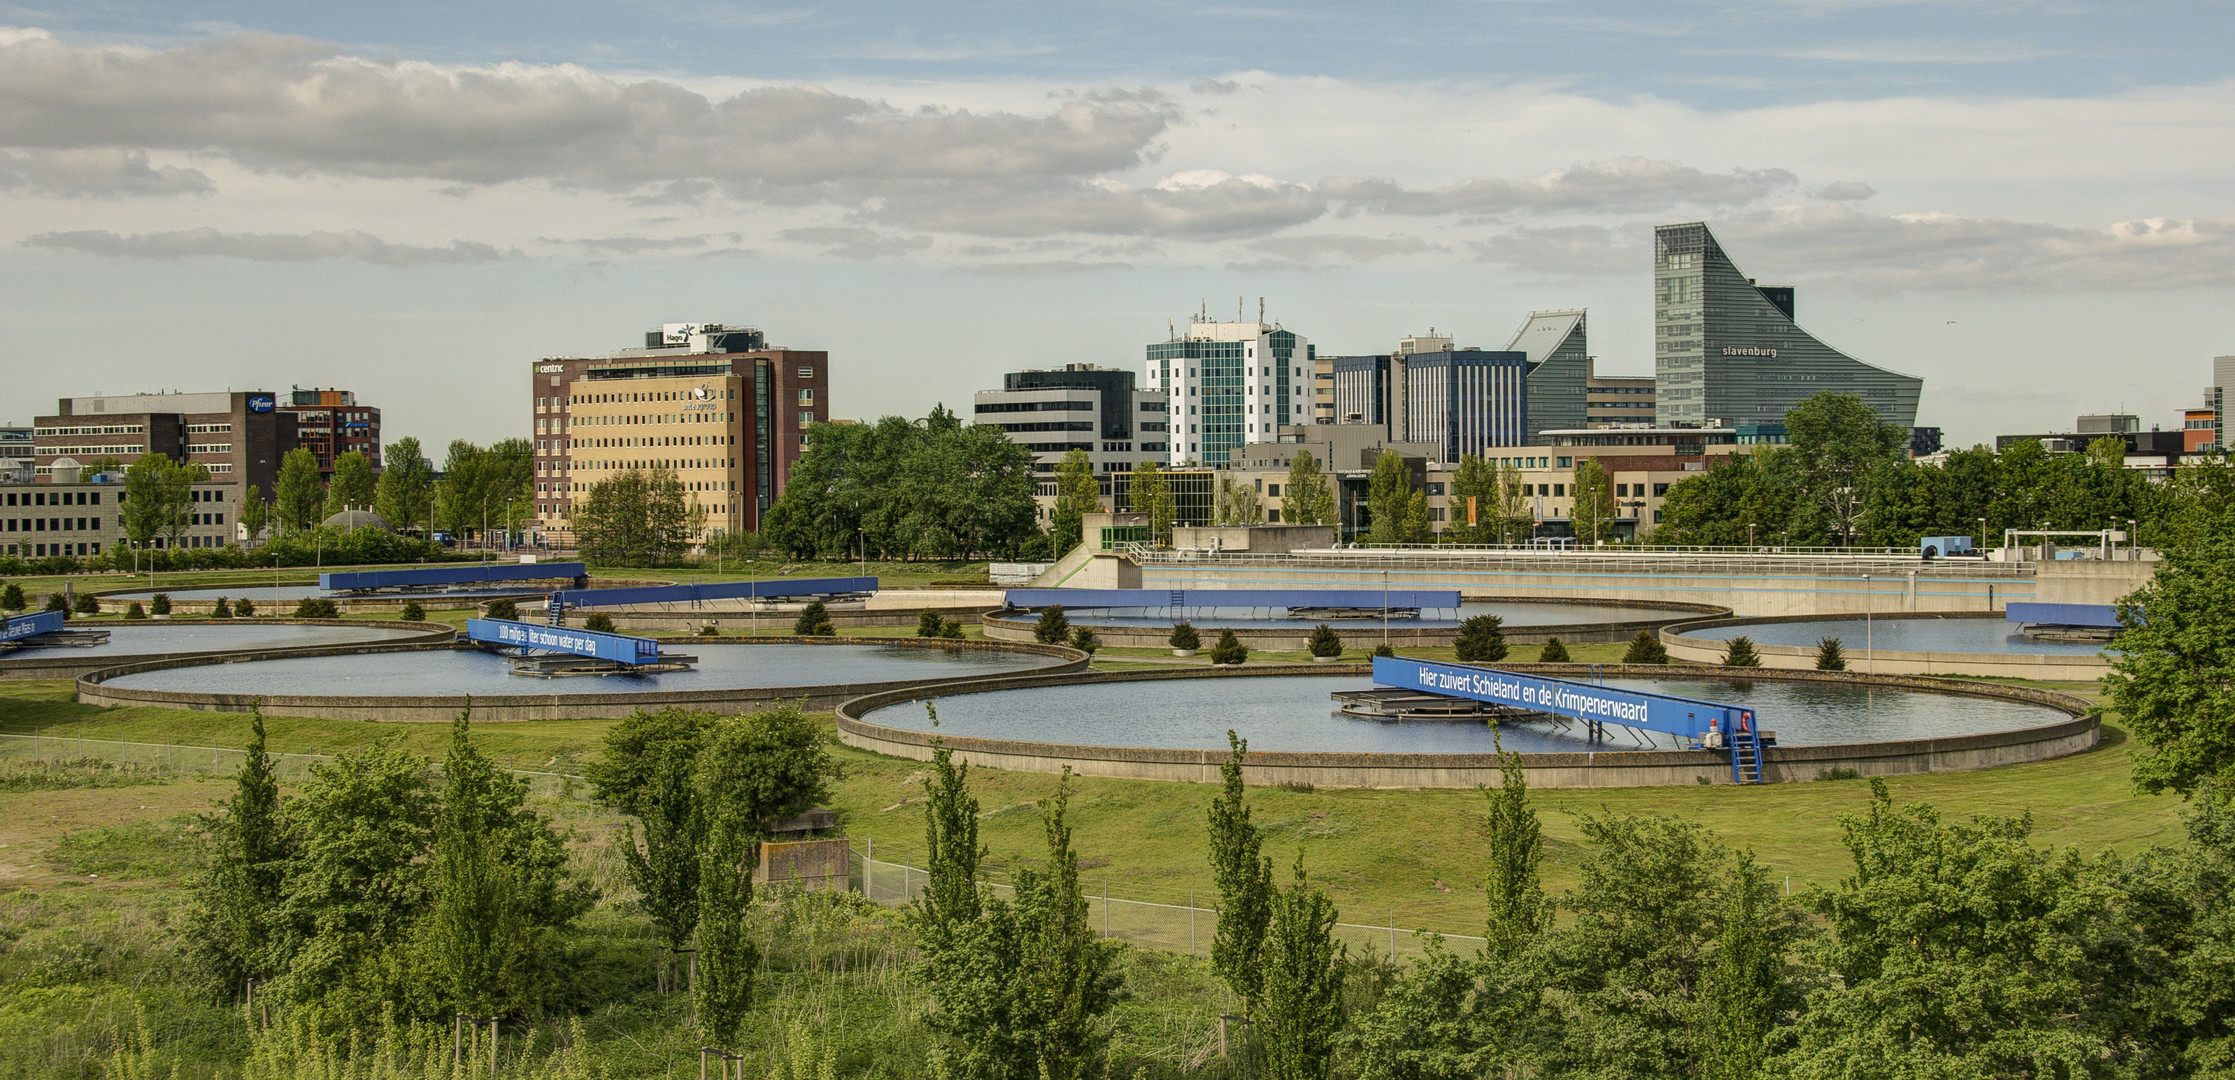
320 563 590 593
548 577 878 611
1004 588 1464 616
2004 602 2123 629
466 618 662 665
0 610 66 645
1370 656 1768 782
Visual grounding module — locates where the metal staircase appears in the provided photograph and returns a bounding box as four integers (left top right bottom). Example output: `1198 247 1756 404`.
1730 720 1767 784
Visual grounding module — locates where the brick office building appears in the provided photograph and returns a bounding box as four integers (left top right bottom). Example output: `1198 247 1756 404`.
280 388 382 477
530 323 827 540
32 391 294 493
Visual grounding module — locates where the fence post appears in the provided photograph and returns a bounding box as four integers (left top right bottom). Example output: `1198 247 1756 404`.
1190 890 1196 957
490 1018 499 1078
1390 908 1396 958
864 836 872 900
1103 875 1109 938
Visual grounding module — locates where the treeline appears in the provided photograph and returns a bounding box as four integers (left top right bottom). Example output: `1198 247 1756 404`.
762 407 1039 560
0 525 452 577
1653 391 2214 548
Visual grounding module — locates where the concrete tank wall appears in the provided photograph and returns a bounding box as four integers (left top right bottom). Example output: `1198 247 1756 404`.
1660 612 2113 681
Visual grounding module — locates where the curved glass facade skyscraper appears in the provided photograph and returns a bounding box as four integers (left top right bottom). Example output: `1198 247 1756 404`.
1654 222 1921 429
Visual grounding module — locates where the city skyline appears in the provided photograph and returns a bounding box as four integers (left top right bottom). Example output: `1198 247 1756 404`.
0 4 2229 450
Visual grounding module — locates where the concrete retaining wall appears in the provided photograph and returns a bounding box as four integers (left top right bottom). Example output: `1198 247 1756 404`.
609 607 1002 633
834 664 2100 789
76 636 1088 722
981 597 1727 652
2 618 457 681
1661 612 2112 681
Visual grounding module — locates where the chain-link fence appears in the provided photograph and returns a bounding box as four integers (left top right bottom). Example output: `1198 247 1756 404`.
0 731 584 797
847 843 1481 962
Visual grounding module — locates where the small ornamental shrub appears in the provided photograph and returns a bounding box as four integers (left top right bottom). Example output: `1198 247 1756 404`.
1815 636 1847 671
1168 622 1201 651
917 608 946 638
1721 636 1762 668
1032 605 1070 645
483 597 518 620
0 583 22 610
941 618 964 639
1453 614 1509 663
234 597 255 617
1622 630 1670 665
124 602 147 620
583 612 617 633
794 600 836 636
1210 628 1249 665
293 598 341 619
1371 643 1396 658
46 592 70 613
1068 626 1099 654
399 600 425 622
1538 637 1571 663
210 597 233 618
1307 623 1344 658
72 592 99 616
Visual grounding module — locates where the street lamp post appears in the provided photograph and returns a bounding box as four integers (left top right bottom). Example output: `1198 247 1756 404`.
1862 572 1873 674
1382 567 1390 647
1748 522 1757 550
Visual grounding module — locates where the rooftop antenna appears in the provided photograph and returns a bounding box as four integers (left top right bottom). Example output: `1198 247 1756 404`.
1258 297 1265 326
1238 296 1244 324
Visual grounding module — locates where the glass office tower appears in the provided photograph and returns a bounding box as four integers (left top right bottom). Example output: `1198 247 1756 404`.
1148 317 1311 466
1654 222 1921 429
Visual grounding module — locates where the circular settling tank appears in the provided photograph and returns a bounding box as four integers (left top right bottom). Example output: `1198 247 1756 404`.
1030 599 1681 631
14 622 427 658
860 672 2072 756
103 642 1061 698
112 584 562 602
1680 617 2107 656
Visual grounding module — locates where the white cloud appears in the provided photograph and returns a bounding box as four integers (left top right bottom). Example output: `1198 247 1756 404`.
1248 233 1432 262
1816 180 1876 201
865 171 1325 238
1322 158 1797 217
1717 206 2235 292
0 148 211 197
1469 224 1647 277
777 225 935 259
22 227 509 266
967 260 1132 276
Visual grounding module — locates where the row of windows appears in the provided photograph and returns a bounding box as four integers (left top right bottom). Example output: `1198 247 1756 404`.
35 445 146 457
34 425 144 437
185 423 233 434
7 490 102 506
7 542 99 556
976 401 1095 413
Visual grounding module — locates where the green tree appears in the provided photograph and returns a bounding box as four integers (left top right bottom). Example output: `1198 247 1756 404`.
1448 454 1499 544
1815 637 1847 671
1282 450 1336 528
1128 459 1175 545
573 467 693 565
1785 391 1908 546
1366 451 1427 545
120 452 200 549
1701 854 1788 1080
1013 772 1123 1080
1496 459 1533 543
586 709 715 973
434 440 488 538
1307 623 1343 658
1050 448 1101 555
324 450 377 517
1482 743 1546 960
1209 731 1274 1013
484 437 535 537
2104 527 2235 797
1654 451 1805 547
1538 637 1571 662
1215 475 1263 526
1033 604 1070 645
1622 630 1670 664
1571 458 1616 544
793 600 835 635
1721 636 1762 667
271 743 437 1017
240 484 270 544
187 710 289 996
273 447 326 534
1453 614 1508 663
1211 627 1250 665
373 436 435 534
1260 851 1346 1080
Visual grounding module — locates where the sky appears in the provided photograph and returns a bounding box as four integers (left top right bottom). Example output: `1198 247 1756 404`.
2 1 2231 450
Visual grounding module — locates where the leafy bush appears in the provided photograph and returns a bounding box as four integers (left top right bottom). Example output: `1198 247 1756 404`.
1307 623 1343 658
1169 622 1201 651
1210 628 1249 665
483 597 518 620
399 600 425 622
1453 614 1508 663
1372 643 1395 658
583 612 617 633
1815 636 1847 671
1622 630 1669 665
123 601 147 620
1538 637 1571 662
44 592 68 612
1816 767 1861 781
210 597 233 619
1721 636 1762 667
292 598 341 619
1068 626 1099 654
941 618 964 639
0 582 21 609
72 591 100 615
149 593 171 616
918 608 946 637
794 600 836 636
0 757 170 793
1032 605 1070 644
234 597 255 617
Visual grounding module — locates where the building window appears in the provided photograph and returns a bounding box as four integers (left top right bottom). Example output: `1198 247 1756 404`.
1554 484 1566 497
1653 483 1669 496
798 412 813 424
798 389 814 404
798 367 814 378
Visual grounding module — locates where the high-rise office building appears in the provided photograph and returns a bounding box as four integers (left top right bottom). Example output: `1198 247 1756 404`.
1653 222 1921 429
1331 354 1394 432
1503 310 1589 439
1402 347 1529 462
280 388 382 477
531 322 825 538
1148 311 1311 466
974 365 1168 518
2210 356 2235 449
32 391 294 492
